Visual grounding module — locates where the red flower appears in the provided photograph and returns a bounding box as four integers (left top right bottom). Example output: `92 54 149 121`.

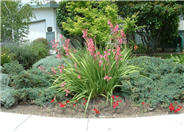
115 96 119 98
112 95 115 100
83 98 87 105
174 105 182 113
169 103 175 112
66 100 70 104
73 104 76 107
142 102 145 105
93 108 100 114
113 101 119 109
50 99 55 103
58 102 65 108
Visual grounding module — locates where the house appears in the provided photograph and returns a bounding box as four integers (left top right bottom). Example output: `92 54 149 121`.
27 1 61 46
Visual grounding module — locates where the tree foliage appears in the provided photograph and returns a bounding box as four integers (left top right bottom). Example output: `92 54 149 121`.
1 0 32 42
116 1 184 52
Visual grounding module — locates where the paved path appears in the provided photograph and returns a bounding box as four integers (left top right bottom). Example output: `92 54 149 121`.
0 112 184 132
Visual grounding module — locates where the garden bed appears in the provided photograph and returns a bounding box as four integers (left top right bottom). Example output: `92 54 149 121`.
1 98 184 118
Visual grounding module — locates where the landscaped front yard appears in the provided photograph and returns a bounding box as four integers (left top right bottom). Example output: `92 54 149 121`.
1 22 184 117
1 0 184 118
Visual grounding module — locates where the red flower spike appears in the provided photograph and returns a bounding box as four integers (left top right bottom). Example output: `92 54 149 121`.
50 99 55 103
66 100 70 104
142 102 145 105
112 95 115 100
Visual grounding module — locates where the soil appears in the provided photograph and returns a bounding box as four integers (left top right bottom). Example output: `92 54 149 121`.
1 98 184 118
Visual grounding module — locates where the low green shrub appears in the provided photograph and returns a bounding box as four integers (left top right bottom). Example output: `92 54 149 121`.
4 44 38 69
32 38 49 49
171 54 184 64
119 56 184 109
2 61 24 75
31 42 49 60
32 55 66 72
12 68 53 89
3 42 49 69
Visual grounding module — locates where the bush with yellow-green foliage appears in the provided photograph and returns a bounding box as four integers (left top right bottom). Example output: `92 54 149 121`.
57 1 121 48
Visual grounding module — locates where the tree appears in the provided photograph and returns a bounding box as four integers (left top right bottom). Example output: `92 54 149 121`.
1 0 32 42
57 1 121 48
116 1 184 52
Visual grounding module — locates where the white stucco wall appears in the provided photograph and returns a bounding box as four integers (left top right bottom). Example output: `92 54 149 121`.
179 20 184 31
27 8 57 41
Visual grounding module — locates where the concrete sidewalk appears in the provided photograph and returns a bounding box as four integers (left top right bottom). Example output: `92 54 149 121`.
0 112 184 132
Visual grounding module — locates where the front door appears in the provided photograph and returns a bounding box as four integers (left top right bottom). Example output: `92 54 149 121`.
46 32 55 48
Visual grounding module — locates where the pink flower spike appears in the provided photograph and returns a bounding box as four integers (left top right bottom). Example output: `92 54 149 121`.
59 34 63 39
64 39 70 56
104 76 108 80
51 67 56 74
121 30 126 38
78 75 81 79
99 60 103 66
113 25 119 32
82 29 88 39
118 38 122 45
107 20 113 30
56 53 62 59
59 69 63 73
74 63 77 68
64 89 70 96
61 82 66 88
107 76 112 81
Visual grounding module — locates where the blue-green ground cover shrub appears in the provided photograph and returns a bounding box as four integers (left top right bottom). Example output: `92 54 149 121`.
0 87 66 108
0 73 10 87
32 55 66 72
0 73 16 108
12 68 53 89
12 87 66 106
119 56 184 109
2 61 24 75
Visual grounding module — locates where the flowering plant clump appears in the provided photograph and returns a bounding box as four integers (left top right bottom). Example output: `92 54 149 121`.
169 102 183 113
51 20 138 113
